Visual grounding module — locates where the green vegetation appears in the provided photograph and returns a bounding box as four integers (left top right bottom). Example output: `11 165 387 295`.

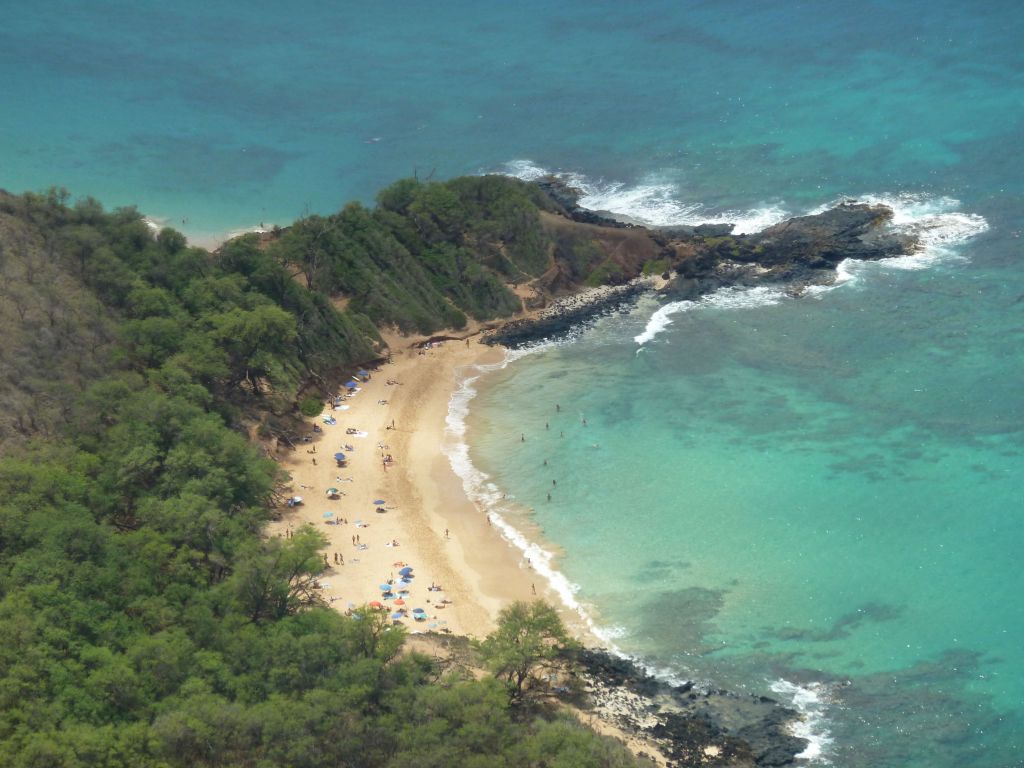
298 395 325 418
584 259 627 288
641 258 670 276
478 601 578 705
269 175 557 334
0 186 639 766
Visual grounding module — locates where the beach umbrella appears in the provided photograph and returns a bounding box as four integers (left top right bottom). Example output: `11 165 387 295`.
398 566 413 576
396 579 412 588
368 601 383 609
379 583 393 592
374 499 386 506
357 369 369 376
393 598 405 606
322 511 334 518
326 488 339 496
344 381 358 390
390 611 404 619
412 607 427 614
334 452 346 461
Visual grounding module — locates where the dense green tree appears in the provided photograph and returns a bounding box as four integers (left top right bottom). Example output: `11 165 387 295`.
477 601 577 705
206 303 297 394
225 526 327 622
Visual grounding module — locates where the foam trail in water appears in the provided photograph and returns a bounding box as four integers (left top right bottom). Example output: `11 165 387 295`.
770 679 836 764
500 160 788 235
633 300 691 346
634 286 787 346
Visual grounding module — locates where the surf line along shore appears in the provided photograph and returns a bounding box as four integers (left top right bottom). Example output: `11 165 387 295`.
268 333 538 639
267 318 811 766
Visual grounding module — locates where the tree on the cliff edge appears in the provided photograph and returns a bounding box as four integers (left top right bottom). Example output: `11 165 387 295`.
477 600 576 705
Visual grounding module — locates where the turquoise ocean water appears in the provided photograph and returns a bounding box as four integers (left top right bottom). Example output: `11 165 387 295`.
4 1 1023 764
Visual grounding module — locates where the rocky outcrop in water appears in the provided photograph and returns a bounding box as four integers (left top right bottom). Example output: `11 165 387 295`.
664 202 916 301
534 177 634 228
576 649 807 767
485 179 920 347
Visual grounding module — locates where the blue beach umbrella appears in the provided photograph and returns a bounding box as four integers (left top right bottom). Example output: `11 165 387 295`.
357 370 369 377
398 566 413 576
412 607 426 614
344 381 358 390
396 580 412 588
374 499 386 506
334 452 346 461
322 511 334 518
391 611 404 619
379 583 393 592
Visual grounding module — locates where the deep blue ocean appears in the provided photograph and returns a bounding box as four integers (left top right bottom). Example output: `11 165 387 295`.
3 2 1022 764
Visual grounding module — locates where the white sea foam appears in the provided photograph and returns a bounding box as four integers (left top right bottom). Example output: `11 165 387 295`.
769 679 836 763
500 159 788 234
634 285 787 346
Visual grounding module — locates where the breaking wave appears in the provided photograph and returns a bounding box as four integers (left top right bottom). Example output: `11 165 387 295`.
634 285 788 346
770 679 838 764
500 159 788 234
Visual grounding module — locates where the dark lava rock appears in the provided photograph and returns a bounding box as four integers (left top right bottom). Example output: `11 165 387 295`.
657 222 736 239
483 282 647 348
575 649 806 767
534 176 632 228
663 202 916 302
743 202 912 267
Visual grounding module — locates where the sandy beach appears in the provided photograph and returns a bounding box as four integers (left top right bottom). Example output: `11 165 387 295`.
268 335 536 638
